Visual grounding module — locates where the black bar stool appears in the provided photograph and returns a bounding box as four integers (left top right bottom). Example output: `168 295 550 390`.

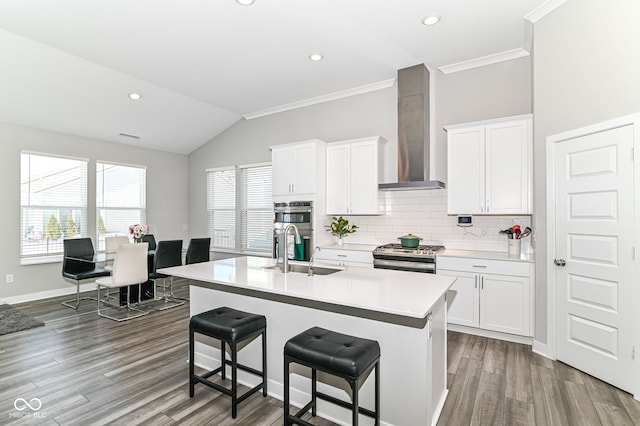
189 306 267 419
284 327 380 425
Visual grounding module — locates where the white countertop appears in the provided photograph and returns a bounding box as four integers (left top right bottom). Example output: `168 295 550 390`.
160 256 454 319
438 248 535 263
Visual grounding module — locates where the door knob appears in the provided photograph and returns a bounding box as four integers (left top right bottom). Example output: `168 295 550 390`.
554 258 566 266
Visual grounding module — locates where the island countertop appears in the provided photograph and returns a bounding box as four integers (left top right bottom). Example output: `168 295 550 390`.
159 256 455 320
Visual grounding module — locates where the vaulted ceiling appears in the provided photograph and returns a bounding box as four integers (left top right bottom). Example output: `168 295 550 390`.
0 0 550 154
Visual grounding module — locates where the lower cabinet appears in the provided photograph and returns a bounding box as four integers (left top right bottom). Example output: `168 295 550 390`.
314 247 374 268
437 256 532 337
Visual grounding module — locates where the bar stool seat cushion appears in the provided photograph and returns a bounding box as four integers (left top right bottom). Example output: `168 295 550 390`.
285 326 380 379
190 306 266 341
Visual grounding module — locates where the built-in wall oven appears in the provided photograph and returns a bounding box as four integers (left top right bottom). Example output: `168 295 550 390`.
273 201 313 262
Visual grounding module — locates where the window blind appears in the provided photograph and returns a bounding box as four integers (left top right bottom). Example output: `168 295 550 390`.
96 162 146 250
240 164 273 252
206 163 272 252
207 167 236 249
20 152 88 257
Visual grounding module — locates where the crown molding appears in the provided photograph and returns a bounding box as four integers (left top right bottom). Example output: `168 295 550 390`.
525 0 568 23
243 78 395 120
438 48 530 75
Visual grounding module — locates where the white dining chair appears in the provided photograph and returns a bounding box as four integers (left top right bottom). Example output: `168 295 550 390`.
104 235 131 272
96 242 149 321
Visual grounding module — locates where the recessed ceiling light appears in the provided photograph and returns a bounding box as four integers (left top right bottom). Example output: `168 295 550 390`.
236 0 255 5
422 15 440 26
309 53 324 62
128 92 142 100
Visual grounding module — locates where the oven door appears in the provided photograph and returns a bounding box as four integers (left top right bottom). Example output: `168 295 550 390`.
373 258 436 274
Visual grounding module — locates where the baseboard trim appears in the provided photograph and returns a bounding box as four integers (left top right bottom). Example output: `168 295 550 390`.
448 324 533 345
532 340 554 360
0 283 96 305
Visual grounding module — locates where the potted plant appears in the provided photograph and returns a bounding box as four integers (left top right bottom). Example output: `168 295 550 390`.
326 216 358 247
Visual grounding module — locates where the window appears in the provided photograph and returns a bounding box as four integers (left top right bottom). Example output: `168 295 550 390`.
240 164 273 251
20 152 88 258
96 162 146 250
207 163 272 252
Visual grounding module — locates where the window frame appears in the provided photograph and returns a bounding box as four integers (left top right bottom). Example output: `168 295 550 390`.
206 162 273 254
96 160 147 251
20 151 89 262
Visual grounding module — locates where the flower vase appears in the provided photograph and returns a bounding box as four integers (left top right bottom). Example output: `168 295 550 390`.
336 236 344 247
135 237 143 244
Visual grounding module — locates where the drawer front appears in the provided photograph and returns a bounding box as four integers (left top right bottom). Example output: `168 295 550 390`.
315 248 373 265
437 256 531 277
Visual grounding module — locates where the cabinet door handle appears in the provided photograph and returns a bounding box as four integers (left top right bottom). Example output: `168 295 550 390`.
474 276 477 289
337 254 347 258
472 265 487 268
481 277 484 290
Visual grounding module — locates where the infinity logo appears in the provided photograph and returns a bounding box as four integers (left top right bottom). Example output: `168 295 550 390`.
14 398 42 411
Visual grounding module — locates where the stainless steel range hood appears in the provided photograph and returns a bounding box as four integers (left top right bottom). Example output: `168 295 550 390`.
379 64 445 191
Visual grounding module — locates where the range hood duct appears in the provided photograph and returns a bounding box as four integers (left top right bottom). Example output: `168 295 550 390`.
379 64 445 191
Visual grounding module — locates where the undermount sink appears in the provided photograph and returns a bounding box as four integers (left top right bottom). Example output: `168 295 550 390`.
262 264 341 275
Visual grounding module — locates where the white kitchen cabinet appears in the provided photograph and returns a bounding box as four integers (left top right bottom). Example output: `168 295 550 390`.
446 115 532 215
271 139 326 197
437 255 532 337
314 247 373 268
326 136 385 215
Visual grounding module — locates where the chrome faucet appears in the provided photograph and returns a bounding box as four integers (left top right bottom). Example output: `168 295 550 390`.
308 246 321 276
282 224 300 273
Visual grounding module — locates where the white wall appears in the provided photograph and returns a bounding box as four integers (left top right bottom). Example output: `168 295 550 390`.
0 122 189 301
532 0 640 344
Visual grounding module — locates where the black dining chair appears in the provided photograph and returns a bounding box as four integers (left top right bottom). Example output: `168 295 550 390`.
61 238 111 310
146 239 184 309
141 234 157 251
185 237 211 265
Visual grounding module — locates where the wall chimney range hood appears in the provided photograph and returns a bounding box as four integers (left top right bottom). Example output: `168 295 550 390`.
379 64 445 191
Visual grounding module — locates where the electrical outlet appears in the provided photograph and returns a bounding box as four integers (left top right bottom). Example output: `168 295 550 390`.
6 274 14 284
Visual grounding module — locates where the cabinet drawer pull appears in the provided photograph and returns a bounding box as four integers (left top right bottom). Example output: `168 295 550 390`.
472 265 487 268
337 254 347 258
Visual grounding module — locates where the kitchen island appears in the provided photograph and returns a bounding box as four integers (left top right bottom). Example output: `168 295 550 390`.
160 256 455 426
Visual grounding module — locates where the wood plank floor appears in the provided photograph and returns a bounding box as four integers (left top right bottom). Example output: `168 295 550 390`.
439 331 640 426
2 288 639 425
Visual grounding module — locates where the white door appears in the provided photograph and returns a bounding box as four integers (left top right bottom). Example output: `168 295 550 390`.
554 124 634 392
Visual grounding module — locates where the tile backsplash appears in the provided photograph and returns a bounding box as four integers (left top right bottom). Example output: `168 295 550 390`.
325 189 533 253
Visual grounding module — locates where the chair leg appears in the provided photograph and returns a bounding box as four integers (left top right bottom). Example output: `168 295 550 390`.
351 378 359 426
231 341 238 419
61 280 97 310
284 357 290 426
189 328 195 397
262 329 268 397
311 368 317 416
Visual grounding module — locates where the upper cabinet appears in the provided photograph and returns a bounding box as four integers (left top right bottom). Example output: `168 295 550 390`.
271 139 326 199
446 115 532 215
326 136 385 215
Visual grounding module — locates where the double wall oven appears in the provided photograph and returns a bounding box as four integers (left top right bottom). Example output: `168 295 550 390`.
273 201 313 262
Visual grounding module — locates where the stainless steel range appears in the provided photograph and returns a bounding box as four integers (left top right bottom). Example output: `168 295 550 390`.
373 244 445 274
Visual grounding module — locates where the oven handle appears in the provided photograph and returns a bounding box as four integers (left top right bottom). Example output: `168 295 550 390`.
373 259 436 273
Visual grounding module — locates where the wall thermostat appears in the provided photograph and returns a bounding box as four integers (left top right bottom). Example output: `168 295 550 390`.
457 215 473 227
